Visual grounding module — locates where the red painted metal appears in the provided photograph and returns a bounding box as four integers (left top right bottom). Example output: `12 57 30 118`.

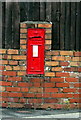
27 28 45 74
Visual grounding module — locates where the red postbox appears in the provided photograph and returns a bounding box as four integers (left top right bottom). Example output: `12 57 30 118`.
27 28 45 74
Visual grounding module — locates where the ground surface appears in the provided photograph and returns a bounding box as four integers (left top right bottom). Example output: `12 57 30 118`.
0 108 81 120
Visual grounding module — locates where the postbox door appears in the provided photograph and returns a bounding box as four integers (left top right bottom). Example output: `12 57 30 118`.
27 28 45 74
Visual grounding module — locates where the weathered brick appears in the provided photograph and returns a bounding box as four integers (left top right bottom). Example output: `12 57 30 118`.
70 62 81 66
0 49 6 54
13 66 26 71
0 60 8 65
7 50 18 54
50 78 64 82
20 45 26 49
44 99 58 103
33 83 41 87
45 40 51 45
12 55 26 60
65 94 73 98
20 34 27 38
2 71 16 76
74 52 81 56
65 56 72 61
30 78 44 82
3 55 11 59
0 66 4 70
17 71 26 76
56 72 69 77
45 61 59 66
20 40 26 44
51 93 65 98
45 88 58 93
29 88 43 93
19 61 26 65
0 55 2 59
63 67 78 72
74 83 81 87
6 87 20 92
46 51 59 55
56 83 69 87
45 34 51 39
23 93 34 98
46 29 52 33
52 67 63 71
19 98 26 103
45 72 55 77
10 103 24 108
0 86 5 91
78 68 81 72
42 93 51 98
1 92 8 97
45 45 51 50
21 88 28 92
52 56 65 61
5 66 12 70
65 78 78 82
72 57 81 61
60 51 73 56
38 24 52 28
60 62 69 66
20 23 27 28
9 61 18 65
20 29 27 33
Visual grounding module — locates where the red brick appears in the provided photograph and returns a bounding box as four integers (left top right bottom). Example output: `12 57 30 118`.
1 81 12 86
1 103 8 107
78 68 81 72
6 87 20 92
70 99 80 103
8 77 22 81
72 57 81 61
0 60 8 65
45 88 58 93
56 72 69 77
7 98 19 102
0 49 6 54
1 92 8 97
0 66 4 70
65 78 78 82
23 93 34 98
60 51 73 56
35 93 42 98
44 99 58 103
28 99 42 103
33 83 41 87
70 62 81 66
50 78 64 82
51 93 65 98
74 52 81 56
74 83 81 87
56 83 69 87
65 94 73 98
19 98 26 103
3 71 16 76
42 83 55 87
63 88 76 92
13 66 26 71
7 50 18 54
12 55 26 60
9 61 18 65
74 94 80 98
21 88 28 92
20 40 26 44
60 62 69 66
18 82 29 87
8 93 22 97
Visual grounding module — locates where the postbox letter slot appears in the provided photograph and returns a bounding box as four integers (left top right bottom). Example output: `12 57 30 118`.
33 45 38 57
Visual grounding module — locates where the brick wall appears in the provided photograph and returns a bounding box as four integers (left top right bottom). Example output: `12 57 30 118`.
0 22 81 109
